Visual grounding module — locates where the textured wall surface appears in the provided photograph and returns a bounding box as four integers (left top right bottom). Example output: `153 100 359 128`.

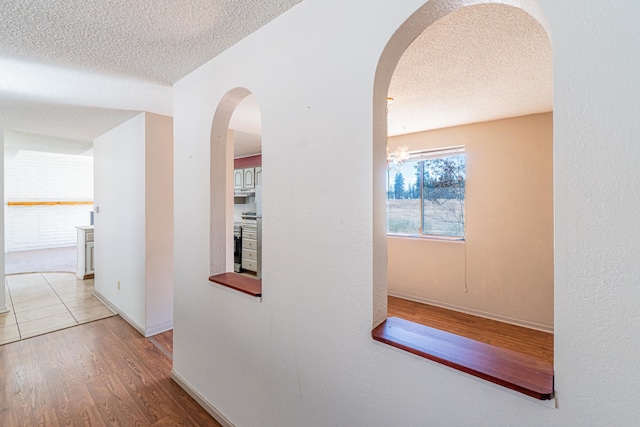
172 0 640 426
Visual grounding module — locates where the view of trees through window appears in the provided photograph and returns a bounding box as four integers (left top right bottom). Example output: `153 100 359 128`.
387 152 465 237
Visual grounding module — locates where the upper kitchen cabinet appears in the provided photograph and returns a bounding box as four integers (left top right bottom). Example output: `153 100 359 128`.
234 167 255 190
243 167 255 189
255 167 262 186
234 169 244 190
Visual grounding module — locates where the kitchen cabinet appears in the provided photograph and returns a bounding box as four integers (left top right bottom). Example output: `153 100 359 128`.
234 167 256 190
241 226 258 272
255 167 262 186
233 169 244 190
76 225 94 279
86 241 95 273
243 167 255 188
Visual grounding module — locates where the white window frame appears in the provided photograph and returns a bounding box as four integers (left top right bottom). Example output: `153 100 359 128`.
387 146 466 239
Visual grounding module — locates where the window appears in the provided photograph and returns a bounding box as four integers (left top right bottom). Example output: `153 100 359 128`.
387 147 465 237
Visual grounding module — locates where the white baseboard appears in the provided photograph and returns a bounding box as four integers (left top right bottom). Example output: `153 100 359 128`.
387 291 554 333
0 305 8 314
170 370 236 427
93 290 145 336
144 320 173 338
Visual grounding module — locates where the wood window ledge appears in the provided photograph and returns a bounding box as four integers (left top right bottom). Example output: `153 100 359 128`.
208 273 262 297
372 317 554 400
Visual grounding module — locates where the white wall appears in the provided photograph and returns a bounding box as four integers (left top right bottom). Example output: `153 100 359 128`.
172 1 640 426
0 129 5 313
144 112 174 335
5 150 94 251
5 205 93 251
388 113 554 331
94 113 147 330
94 112 174 335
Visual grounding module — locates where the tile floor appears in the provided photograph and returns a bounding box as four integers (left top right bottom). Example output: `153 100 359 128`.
0 272 116 345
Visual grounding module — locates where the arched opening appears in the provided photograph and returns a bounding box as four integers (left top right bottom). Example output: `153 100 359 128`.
372 0 554 400
208 88 263 297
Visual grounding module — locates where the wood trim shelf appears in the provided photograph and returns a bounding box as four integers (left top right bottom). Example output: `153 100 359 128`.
372 317 554 400
208 273 262 297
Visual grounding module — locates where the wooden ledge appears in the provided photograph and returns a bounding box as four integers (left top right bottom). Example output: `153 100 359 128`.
372 317 554 400
208 273 262 297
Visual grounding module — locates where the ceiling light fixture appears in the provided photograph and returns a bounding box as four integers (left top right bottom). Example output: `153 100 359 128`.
387 144 411 169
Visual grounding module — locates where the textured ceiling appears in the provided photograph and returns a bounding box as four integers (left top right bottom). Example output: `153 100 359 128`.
0 1 551 152
0 0 302 141
387 3 552 136
0 0 302 85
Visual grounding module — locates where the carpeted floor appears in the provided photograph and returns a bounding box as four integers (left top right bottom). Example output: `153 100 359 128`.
4 246 77 275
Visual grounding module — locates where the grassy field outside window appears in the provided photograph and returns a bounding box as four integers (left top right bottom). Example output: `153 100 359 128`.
387 152 465 237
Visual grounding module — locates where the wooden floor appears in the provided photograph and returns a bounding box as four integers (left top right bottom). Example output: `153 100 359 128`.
0 316 221 427
149 329 174 359
387 296 554 364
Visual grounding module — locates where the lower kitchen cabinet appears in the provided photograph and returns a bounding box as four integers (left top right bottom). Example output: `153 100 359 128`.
76 225 95 279
241 227 258 272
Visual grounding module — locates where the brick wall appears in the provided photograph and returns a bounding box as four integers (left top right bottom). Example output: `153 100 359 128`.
5 151 93 252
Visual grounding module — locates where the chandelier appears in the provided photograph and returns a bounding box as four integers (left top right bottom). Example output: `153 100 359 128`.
387 144 410 168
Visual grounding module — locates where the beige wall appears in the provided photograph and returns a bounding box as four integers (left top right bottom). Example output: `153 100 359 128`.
144 112 174 335
387 112 553 330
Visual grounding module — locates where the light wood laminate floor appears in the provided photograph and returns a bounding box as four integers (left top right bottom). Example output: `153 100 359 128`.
387 296 554 364
0 316 221 426
1 272 115 345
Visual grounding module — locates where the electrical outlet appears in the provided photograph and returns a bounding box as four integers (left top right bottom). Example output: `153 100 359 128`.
117 280 120 290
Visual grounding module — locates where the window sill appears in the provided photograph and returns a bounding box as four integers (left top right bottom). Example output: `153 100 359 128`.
372 317 554 400
208 273 262 297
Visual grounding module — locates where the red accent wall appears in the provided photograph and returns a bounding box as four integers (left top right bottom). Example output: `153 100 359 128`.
234 155 262 168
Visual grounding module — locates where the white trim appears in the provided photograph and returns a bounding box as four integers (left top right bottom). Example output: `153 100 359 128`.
144 320 173 338
93 289 145 336
410 145 465 160
387 233 465 242
388 145 465 162
387 291 554 333
93 291 172 337
170 370 236 427
0 306 8 314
